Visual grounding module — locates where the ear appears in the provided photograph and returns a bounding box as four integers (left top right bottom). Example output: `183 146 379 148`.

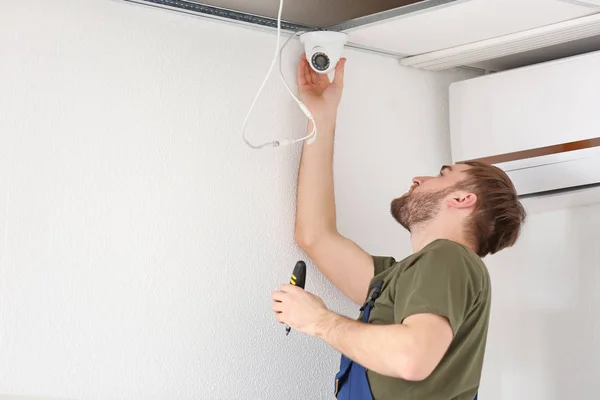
447 191 477 210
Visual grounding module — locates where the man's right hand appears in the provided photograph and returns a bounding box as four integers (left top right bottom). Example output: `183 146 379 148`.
297 55 346 120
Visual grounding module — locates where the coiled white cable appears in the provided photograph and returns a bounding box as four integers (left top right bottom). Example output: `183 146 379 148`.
241 0 316 149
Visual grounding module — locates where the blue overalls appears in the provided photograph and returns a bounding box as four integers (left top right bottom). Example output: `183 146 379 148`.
333 280 383 400
333 280 479 400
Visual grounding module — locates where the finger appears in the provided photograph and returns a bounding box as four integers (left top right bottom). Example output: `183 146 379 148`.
304 60 313 87
271 290 286 302
280 284 302 293
276 313 286 324
317 71 329 86
271 301 284 313
299 55 312 87
310 65 319 85
332 57 346 88
298 56 309 87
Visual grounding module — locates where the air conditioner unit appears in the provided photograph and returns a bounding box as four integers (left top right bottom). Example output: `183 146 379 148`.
449 49 600 197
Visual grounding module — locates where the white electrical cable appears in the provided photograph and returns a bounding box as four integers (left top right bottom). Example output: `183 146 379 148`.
241 0 316 149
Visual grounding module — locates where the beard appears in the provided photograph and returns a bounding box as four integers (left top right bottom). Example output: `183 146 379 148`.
390 187 454 232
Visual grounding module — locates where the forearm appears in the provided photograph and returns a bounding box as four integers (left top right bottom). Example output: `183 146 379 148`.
316 311 420 380
294 114 375 305
295 115 338 242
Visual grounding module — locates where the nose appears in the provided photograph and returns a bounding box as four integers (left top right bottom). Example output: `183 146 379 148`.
412 176 430 186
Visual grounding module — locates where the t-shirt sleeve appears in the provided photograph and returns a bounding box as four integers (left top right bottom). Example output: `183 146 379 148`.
372 255 397 276
394 244 482 335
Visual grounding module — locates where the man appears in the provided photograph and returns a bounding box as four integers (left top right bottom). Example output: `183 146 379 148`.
271 56 526 399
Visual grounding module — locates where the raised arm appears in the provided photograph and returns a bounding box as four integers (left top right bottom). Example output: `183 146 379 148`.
293 56 374 305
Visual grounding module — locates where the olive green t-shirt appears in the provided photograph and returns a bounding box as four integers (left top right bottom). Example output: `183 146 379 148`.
365 239 491 400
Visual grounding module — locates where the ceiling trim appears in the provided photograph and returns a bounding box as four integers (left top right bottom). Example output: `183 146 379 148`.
401 12 600 71
344 42 409 58
326 0 465 32
559 0 600 8
122 0 316 32
123 0 466 34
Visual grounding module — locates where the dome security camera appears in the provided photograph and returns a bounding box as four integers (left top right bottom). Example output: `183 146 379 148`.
299 31 348 75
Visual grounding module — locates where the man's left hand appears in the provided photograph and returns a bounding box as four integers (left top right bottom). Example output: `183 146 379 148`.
271 284 331 337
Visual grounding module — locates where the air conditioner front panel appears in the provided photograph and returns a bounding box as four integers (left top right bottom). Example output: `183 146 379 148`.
449 49 600 196
449 50 600 163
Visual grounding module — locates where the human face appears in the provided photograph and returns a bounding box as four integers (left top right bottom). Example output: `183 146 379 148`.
409 164 470 195
390 164 470 232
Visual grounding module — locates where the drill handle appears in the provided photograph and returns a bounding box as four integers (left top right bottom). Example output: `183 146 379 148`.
290 260 306 289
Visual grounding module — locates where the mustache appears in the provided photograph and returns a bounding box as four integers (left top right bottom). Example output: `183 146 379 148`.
391 186 455 232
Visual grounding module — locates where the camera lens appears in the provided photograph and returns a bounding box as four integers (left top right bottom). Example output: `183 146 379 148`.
311 52 330 71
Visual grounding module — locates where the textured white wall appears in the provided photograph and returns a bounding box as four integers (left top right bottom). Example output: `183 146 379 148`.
0 0 477 399
480 199 600 399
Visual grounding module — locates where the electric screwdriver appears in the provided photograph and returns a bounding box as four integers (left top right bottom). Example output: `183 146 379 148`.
286 260 307 336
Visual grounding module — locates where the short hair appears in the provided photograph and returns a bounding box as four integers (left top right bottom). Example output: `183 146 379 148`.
457 161 526 257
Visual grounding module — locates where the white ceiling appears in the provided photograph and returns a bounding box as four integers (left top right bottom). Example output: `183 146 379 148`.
147 0 600 71
343 0 600 56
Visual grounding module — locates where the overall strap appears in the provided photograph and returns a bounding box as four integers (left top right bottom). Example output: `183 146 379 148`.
334 280 384 399
359 280 383 323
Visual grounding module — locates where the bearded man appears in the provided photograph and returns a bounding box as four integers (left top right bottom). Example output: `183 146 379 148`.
271 56 526 400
